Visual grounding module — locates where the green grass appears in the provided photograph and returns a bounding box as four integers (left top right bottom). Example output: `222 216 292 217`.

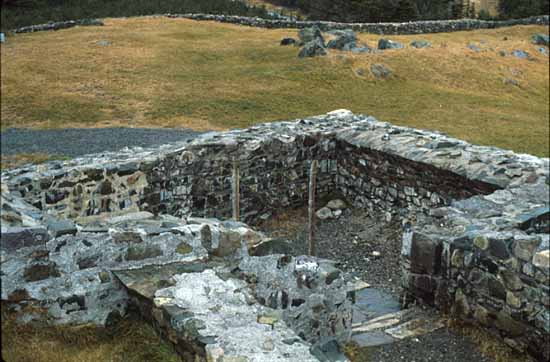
0 17 548 156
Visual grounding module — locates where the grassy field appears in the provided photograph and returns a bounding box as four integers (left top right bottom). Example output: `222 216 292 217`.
0 17 548 156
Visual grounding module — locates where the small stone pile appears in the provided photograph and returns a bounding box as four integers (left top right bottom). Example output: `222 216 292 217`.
316 199 348 220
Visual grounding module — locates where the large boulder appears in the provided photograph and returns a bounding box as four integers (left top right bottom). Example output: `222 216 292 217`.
327 29 357 50
298 38 327 58
298 26 324 46
378 38 404 50
532 33 549 46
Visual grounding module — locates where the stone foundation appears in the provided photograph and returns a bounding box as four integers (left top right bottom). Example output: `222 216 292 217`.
2 110 548 361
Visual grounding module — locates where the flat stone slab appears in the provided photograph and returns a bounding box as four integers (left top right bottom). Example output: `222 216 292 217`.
385 318 445 340
116 263 322 361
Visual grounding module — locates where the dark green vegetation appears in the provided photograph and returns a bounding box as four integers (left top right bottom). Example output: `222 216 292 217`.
0 0 268 31
499 0 550 19
265 0 549 22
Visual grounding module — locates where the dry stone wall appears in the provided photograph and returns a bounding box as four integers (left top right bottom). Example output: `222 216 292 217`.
8 14 549 36
168 13 549 34
1 110 549 360
4 110 540 224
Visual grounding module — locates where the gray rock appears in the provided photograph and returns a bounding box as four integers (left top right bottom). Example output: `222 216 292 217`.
326 199 347 210
298 38 327 58
351 46 373 53
356 68 366 76
410 40 432 48
46 218 77 237
503 78 519 87
532 33 549 46
327 30 357 50
96 40 111 46
467 43 482 52
512 49 529 59
538 47 548 56
298 26 324 46
316 207 333 220
370 63 392 79
0 33 5 43
378 39 404 50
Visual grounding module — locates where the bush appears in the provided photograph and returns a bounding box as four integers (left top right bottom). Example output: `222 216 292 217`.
499 0 549 19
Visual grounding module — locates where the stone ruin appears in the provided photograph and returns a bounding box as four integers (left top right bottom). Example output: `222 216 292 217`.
1 110 549 361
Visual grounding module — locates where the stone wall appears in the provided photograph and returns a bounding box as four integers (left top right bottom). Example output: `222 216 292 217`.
335 140 499 214
168 13 549 34
4 110 541 225
12 19 104 34
9 14 549 36
401 184 550 360
2 110 549 360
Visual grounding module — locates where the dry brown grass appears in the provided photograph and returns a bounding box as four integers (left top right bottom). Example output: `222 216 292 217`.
0 17 548 156
447 319 534 362
1 305 179 362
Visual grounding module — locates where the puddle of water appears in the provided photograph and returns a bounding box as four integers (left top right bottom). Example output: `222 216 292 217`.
351 288 402 348
353 288 401 324
352 330 396 347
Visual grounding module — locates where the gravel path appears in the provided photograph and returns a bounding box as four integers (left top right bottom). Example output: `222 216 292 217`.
0 128 203 157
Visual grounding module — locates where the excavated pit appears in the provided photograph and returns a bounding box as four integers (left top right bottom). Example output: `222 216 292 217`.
1 110 549 361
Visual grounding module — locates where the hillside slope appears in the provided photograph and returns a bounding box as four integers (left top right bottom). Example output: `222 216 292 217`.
0 17 548 156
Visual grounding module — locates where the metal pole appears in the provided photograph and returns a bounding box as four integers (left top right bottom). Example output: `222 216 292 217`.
308 160 318 256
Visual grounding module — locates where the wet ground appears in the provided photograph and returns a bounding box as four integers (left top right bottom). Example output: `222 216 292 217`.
259 206 528 362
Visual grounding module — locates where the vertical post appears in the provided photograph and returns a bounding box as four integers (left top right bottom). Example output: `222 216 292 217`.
232 161 240 221
308 160 319 256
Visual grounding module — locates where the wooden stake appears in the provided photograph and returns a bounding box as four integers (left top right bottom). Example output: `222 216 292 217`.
308 160 319 256
232 161 240 221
